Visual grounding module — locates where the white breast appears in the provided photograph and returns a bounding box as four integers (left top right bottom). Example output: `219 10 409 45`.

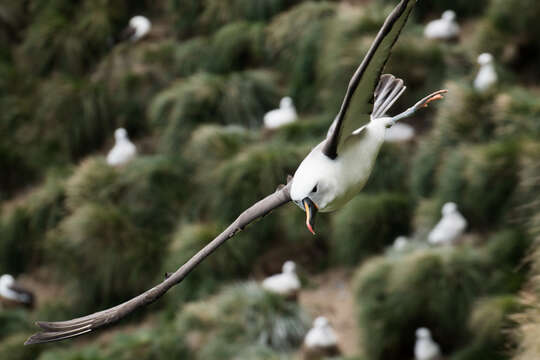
428 211 467 245
329 122 386 209
415 338 441 360
474 65 497 92
107 140 136 166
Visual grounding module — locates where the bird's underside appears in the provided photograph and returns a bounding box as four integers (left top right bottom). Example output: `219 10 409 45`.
25 0 418 345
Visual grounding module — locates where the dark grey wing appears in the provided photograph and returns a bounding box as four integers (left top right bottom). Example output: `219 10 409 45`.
25 183 292 345
322 0 416 159
8 282 34 306
119 25 136 42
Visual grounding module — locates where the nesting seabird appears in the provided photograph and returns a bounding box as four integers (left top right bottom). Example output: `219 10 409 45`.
122 16 152 42
262 260 301 299
474 53 497 93
0 274 34 308
106 128 137 166
424 10 460 40
428 202 467 245
263 97 298 129
415 327 442 360
26 0 447 345
393 236 409 251
302 316 341 359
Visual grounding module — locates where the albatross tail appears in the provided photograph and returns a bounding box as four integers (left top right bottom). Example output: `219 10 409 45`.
371 74 406 120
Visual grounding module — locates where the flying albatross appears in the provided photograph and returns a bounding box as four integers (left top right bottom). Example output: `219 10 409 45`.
25 0 446 345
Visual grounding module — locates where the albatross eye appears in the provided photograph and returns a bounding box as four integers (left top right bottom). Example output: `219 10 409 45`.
312 185 318 193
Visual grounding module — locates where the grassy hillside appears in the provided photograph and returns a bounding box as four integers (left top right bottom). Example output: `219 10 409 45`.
0 0 539 359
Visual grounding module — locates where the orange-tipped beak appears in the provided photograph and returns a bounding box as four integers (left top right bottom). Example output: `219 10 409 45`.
422 89 448 108
302 198 318 235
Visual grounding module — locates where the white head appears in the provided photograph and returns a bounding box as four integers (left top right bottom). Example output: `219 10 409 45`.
314 316 329 328
442 10 456 21
478 53 493 66
280 97 293 109
282 260 296 274
114 128 128 142
0 274 14 288
130 16 151 30
394 236 408 249
416 327 432 340
290 144 337 234
442 202 458 216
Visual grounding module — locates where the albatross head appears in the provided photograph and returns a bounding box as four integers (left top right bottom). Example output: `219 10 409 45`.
280 96 293 109
129 16 150 31
282 260 296 274
0 274 14 288
416 327 432 340
114 128 128 142
290 144 337 235
314 316 330 328
442 10 456 21
442 202 458 216
478 53 493 66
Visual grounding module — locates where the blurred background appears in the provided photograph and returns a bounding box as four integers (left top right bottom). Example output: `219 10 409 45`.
0 0 539 359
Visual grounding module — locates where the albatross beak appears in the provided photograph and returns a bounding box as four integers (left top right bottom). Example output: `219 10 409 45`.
302 198 318 235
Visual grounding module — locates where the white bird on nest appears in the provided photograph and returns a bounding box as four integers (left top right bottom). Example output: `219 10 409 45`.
428 202 467 245
393 236 409 250
262 260 301 299
415 327 442 360
424 10 460 40
123 15 152 42
303 316 341 359
26 0 449 345
106 128 137 167
264 96 298 129
0 274 34 308
474 53 497 93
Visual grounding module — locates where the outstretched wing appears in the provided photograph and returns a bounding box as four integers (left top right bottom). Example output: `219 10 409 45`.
25 183 292 345
322 0 416 159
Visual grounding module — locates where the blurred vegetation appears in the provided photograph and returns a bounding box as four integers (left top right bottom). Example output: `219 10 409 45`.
0 0 539 359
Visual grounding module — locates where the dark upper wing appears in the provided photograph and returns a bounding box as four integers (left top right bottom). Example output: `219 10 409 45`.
322 0 416 159
119 25 136 42
8 282 34 304
25 183 292 345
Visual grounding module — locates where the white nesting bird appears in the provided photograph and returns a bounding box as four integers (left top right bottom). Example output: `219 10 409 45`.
384 122 415 142
125 15 151 42
474 53 497 93
261 260 301 298
106 128 137 166
393 236 409 250
415 328 441 360
263 97 298 129
0 274 34 308
428 202 467 245
424 10 460 40
303 316 341 359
